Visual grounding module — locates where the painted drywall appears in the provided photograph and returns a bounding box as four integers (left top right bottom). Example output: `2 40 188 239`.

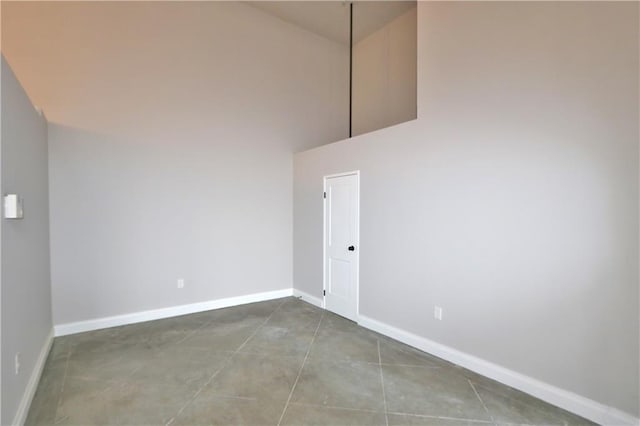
1 56 52 426
352 5 417 137
1 1 349 325
294 1 639 418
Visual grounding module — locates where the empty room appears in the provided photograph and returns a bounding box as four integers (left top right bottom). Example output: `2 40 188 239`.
1 1 638 425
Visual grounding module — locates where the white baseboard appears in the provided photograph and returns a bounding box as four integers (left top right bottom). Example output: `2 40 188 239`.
12 328 54 426
357 314 639 426
54 288 294 337
293 288 324 308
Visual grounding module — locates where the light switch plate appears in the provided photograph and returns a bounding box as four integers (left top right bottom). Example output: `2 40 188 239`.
4 194 24 219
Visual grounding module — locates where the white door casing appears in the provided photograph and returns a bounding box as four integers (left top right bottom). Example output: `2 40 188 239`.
323 171 359 322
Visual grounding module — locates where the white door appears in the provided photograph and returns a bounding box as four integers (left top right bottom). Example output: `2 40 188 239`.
324 172 359 322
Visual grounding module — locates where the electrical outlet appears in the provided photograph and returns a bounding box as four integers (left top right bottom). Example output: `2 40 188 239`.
177 278 185 289
434 306 443 321
15 353 21 375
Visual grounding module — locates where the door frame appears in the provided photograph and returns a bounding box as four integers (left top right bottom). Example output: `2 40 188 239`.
322 170 360 320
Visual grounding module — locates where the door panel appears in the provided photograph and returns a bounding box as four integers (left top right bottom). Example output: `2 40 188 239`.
324 173 359 321
329 258 351 299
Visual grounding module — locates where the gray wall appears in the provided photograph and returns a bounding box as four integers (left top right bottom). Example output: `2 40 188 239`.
2 1 349 325
294 1 639 417
1 57 52 425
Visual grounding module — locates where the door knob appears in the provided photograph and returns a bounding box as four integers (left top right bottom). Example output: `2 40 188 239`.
348 245 355 251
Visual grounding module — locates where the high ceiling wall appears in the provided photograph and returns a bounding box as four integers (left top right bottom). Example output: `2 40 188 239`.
1 1 349 325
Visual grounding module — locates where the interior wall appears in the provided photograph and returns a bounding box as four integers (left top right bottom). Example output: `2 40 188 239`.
1 1 349 326
352 5 417 137
294 1 639 418
1 56 52 426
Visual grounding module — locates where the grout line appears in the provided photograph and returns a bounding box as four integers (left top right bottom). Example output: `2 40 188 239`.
62 373 127 383
234 298 290 353
287 401 384 414
205 394 258 401
165 356 231 426
291 402 382 414
166 298 290 426
276 311 325 426
377 340 389 426
275 357 442 369
386 410 495 424
173 318 217 345
53 415 69 425
469 379 496 425
174 295 294 347
285 401 494 424
379 362 441 368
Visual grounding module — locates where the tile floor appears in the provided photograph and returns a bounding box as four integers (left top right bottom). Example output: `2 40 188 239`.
26 297 595 425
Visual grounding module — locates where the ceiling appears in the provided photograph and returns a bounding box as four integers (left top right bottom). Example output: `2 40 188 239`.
246 1 416 45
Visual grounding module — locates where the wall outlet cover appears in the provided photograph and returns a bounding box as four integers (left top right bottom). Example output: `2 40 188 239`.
434 306 443 321
4 194 24 219
15 352 21 375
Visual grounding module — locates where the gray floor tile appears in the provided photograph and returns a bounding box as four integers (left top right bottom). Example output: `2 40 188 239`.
383 365 491 421
281 403 387 425
278 298 324 315
56 376 190 425
309 326 380 363
217 298 285 319
379 338 449 368
24 392 60 426
131 345 230 388
239 325 316 357
190 299 283 331
321 312 362 333
172 394 284 426
26 298 595 426
290 359 386 411
206 352 304 402
198 310 267 332
472 382 595 425
116 315 209 349
266 309 323 331
24 361 66 426
47 339 75 363
388 413 492 425
179 323 257 351
65 342 153 382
